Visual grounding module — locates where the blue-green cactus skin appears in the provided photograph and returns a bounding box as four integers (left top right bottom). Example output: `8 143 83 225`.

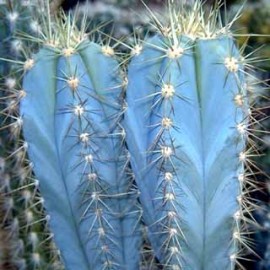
20 41 141 270
125 35 247 269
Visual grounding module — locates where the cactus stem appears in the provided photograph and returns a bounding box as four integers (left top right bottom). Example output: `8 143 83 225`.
124 2 267 268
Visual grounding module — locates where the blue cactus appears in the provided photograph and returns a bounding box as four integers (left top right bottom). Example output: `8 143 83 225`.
19 14 141 270
2 1 264 269
125 2 252 269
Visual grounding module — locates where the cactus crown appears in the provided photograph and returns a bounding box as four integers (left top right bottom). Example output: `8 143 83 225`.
20 4 89 53
144 0 244 39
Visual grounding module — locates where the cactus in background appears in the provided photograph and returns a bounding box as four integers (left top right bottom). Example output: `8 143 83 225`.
0 0 42 76
0 1 63 269
19 11 141 270
230 1 270 269
125 1 262 269
231 0 270 73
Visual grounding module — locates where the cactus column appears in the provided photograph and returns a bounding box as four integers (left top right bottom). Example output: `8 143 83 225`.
125 2 251 269
20 15 141 270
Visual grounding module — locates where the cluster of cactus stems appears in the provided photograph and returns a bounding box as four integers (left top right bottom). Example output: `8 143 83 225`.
0 0 63 269
0 0 269 269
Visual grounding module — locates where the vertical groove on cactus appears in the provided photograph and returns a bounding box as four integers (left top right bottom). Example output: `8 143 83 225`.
125 1 257 269
19 12 142 270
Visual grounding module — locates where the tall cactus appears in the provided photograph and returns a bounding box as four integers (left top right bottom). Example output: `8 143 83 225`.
19 11 141 270
125 1 257 269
